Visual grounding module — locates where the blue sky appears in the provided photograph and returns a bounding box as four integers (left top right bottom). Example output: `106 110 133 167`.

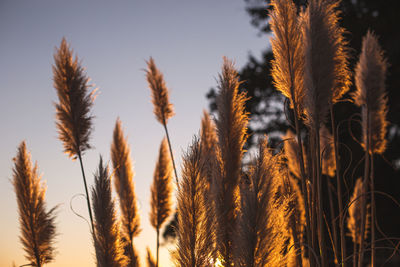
0 0 268 265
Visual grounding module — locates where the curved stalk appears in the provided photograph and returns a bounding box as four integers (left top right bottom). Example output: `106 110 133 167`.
78 151 95 236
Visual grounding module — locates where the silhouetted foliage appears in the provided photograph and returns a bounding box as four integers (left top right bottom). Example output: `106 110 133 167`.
206 0 400 265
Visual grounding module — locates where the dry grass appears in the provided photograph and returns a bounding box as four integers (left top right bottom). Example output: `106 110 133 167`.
213 58 249 266
150 138 174 266
53 38 94 159
92 156 127 267
111 118 141 266
174 138 214 267
13 142 57 267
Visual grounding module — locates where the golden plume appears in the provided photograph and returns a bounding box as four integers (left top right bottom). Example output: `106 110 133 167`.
199 111 218 260
174 138 214 267
92 156 127 267
352 31 388 154
200 110 218 181
347 178 369 245
213 57 248 266
301 0 351 126
270 0 304 116
234 138 291 266
111 118 141 266
146 247 157 267
13 141 57 267
282 129 307 179
53 38 95 159
146 57 175 125
53 37 96 235
150 138 173 266
320 125 336 177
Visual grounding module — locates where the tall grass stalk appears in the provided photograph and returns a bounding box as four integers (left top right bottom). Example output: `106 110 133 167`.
352 31 388 267
146 58 179 185
150 138 173 267
269 0 312 260
53 38 96 236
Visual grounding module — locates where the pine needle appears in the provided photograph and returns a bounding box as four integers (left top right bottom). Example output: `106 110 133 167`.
92 156 127 267
13 141 57 267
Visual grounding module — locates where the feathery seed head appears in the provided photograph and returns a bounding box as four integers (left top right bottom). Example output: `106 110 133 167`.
270 0 305 116
92 156 128 267
213 57 249 265
235 138 292 266
53 38 94 159
13 141 57 266
146 57 175 125
150 138 174 230
175 137 214 266
302 0 351 126
320 125 336 177
347 178 370 245
352 31 388 154
111 119 141 240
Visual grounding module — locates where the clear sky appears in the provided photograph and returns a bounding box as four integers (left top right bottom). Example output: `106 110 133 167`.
0 0 267 266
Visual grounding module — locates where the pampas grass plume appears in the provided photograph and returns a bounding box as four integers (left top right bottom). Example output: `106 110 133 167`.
92 156 127 267
213 57 248 265
13 141 57 267
150 138 173 230
352 31 388 154
302 0 350 126
53 38 94 159
235 138 290 266
150 138 173 266
146 57 175 125
347 178 369 245
175 138 214 267
282 129 307 179
111 118 141 266
320 125 336 177
270 0 304 115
